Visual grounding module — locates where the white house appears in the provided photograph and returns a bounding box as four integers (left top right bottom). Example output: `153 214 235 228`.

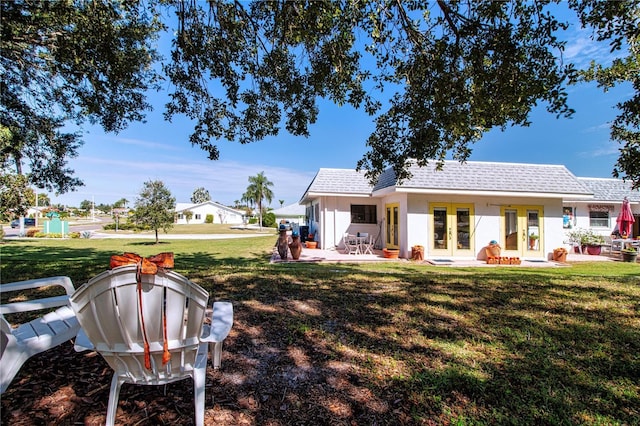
271 203 306 226
174 201 245 225
300 161 639 260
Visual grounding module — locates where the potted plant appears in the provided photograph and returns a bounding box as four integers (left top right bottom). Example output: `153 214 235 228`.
583 230 605 255
565 228 587 253
621 246 638 262
528 233 539 250
305 233 317 249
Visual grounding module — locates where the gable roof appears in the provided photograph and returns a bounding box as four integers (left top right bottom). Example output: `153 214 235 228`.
300 168 373 201
301 161 593 202
576 177 640 203
175 200 244 215
271 203 305 217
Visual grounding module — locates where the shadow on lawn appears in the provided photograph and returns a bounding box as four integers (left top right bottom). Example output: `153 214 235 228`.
2 245 639 424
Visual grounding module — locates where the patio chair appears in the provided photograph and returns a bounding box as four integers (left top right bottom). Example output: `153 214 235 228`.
1 276 79 394
343 233 360 255
70 264 233 426
601 235 613 255
359 233 375 255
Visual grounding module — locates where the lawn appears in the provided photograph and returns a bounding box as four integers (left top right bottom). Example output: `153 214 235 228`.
1 237 639 425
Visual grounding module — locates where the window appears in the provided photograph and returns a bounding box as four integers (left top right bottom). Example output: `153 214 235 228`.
589 211 609 227
350 204 377 224
195 214 201 220
177 213 184 219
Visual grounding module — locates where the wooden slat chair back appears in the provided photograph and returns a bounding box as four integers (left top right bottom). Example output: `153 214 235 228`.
70 265 210 425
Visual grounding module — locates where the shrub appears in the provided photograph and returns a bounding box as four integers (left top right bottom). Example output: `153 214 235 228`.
103 222 147 231
26 228 39 237
205 214 214 224
262 212 276 228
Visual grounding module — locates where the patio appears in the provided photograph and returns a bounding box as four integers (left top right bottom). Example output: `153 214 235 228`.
270 247 621 266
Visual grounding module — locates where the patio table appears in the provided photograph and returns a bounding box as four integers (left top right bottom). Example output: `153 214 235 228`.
611 238 639 252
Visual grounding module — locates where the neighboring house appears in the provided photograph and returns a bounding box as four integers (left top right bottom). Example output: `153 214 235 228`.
565 177 640 237
26 206 46 218
174 201 245 225
271 203 306 226
300 161 639 260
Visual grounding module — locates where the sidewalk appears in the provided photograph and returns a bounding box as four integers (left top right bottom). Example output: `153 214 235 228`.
91 232 267 240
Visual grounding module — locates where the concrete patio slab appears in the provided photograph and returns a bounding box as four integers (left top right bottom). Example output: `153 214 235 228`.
270 247 622 267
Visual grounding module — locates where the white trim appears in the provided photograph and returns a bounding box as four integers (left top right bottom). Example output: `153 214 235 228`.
372 187 593 199
304 192 371 198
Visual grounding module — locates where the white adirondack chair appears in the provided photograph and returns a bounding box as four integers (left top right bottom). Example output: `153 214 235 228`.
70 265 233 426
1 276 79 394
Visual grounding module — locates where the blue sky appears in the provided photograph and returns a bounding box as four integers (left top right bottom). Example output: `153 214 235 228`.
49 14 632 209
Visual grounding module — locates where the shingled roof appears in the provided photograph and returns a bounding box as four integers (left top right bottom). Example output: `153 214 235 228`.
301 168 373 198
301 161 594 201
576 178 640 202
373 161 592 196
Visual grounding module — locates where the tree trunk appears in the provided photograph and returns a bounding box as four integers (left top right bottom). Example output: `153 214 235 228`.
155 229 159 244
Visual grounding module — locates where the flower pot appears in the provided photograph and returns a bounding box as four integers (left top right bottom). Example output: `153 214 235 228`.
383 248 399 259
289 235 302 260
277 229 288 260
553 248 568 262
621 252 638 262
411 245 424 261
305 241 317 249
586 245 601 256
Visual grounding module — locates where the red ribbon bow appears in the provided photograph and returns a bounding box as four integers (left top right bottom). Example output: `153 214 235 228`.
109 252 174 272
109 252 175 369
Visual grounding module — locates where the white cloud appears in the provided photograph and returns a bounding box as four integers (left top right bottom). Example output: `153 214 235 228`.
562 29 626 69
53 157 316 208
577 144 619 158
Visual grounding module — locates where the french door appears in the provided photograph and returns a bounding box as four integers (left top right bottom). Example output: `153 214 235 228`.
500 205 544 257
385 203 399 249
430 203 475 257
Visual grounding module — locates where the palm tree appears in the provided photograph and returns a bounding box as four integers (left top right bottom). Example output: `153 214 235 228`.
242 172 273 230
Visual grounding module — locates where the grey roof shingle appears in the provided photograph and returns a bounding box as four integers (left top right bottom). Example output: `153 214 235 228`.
303 168 373 195
374 161 593 195
302 161 595 199
576 178 640 202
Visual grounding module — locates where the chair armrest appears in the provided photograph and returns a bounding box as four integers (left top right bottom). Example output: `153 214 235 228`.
202 301 233 343
0 276 75 315
73 328 95 352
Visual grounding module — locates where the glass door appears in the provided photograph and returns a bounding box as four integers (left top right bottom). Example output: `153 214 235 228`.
385 203 399 249
500 205 544 257
430 203 474 256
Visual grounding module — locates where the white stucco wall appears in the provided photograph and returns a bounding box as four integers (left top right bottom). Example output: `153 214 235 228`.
176 204 244 225
309 193 571 259
395 194 566 259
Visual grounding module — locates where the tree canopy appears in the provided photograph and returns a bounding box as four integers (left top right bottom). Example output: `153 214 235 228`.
191 187 212 204
2 0 639 192
242 172 274 229
0 0 161 193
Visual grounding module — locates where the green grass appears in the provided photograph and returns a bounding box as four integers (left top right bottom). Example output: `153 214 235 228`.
101 222 276 235
1 237 639 425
